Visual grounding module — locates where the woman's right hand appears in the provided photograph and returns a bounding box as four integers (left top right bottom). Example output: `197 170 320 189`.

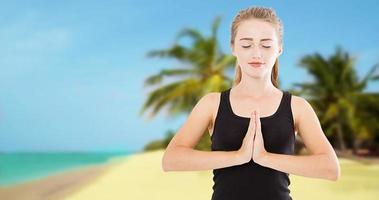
236 110 257 164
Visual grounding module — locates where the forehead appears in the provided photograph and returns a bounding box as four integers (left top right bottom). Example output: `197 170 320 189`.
236 19 277 41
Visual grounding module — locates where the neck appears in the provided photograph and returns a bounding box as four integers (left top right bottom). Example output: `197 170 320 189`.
235 73 277 98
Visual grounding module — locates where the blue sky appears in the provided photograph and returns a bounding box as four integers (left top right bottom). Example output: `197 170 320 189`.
0 0 378 152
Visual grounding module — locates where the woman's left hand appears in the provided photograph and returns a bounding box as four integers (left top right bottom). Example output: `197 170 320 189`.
252 109 268 165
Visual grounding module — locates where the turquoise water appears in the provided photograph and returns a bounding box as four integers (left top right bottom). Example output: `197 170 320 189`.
0 152 132 187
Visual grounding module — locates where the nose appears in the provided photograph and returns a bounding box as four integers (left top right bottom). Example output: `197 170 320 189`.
251 55 262 59
250 45 262 58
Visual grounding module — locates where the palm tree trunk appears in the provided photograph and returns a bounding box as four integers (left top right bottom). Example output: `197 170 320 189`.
352 137 362 155
336 122 347 153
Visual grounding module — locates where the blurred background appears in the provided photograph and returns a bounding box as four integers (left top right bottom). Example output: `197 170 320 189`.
0 0 378 200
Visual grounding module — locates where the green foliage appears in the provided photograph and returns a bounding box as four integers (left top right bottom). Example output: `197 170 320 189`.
139 16 235 121
143 129 212 152
141 16 379 155
144 130 175 152
294 46 379 153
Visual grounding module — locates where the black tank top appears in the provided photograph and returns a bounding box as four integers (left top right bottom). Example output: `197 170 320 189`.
211 87 295 200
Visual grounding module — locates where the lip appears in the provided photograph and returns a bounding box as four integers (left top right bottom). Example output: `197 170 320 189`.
248 63 265 68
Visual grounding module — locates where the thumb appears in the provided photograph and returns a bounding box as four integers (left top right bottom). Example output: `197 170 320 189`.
252 110 257 140
245 111 256 141
248 110 256 127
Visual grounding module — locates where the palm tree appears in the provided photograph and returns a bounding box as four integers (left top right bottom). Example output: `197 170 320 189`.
139 16 236 150
293 46 379 154
139 16 235 120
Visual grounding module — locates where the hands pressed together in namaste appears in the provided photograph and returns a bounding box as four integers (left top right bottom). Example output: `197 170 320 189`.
237 109 268 165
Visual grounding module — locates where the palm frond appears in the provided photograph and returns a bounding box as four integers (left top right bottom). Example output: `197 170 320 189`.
143 68 197 86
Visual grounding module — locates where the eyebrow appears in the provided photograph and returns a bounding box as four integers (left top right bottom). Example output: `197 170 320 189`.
239 38 273 41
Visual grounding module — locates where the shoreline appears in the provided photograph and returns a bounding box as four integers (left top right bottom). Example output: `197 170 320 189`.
1 150 378 200
0 161 117 200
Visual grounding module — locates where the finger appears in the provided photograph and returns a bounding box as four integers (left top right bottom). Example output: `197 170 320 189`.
255 109 261 132
249 111 256 134
253 110 257 139
252 117 256 139
244 116 254 145
254 110 262 141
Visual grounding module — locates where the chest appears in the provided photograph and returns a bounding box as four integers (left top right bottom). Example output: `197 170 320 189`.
211 116 295 155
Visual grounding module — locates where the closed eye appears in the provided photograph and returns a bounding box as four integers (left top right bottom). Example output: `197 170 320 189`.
242 45 271 49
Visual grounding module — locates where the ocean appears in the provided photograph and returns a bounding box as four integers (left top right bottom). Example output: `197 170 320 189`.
0 152 133 187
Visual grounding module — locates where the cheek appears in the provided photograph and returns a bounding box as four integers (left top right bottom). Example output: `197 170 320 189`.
263 49 278 62
235 49 250 61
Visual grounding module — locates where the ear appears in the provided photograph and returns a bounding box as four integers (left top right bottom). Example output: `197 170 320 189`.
278 45 283 56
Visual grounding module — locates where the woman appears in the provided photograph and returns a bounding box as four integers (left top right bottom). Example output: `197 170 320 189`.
162 6 340 200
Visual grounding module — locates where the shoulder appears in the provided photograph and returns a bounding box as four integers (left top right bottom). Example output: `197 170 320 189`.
289 94 315 132
198 92 220 106
201 91 221 114
195 92 221 117
289 93 308 107
196 91 222 126
291 94 314 114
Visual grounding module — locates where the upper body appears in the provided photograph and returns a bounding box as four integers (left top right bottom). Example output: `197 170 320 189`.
202 88 316 152
209 87 296 200
168 83 332 163
166 6 332 159
162 7 340 198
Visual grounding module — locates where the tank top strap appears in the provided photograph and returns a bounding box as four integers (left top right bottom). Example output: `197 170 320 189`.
219 88 230 111
213 88 231 120
280 91 295 131
281 90 292 111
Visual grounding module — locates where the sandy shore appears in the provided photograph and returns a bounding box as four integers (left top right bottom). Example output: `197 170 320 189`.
0 161 114 200
0 150 213 200
65 150 213 200
1 149 378 200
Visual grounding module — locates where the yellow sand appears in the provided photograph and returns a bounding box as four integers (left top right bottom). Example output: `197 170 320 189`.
65 150 379 200
65 150 212 200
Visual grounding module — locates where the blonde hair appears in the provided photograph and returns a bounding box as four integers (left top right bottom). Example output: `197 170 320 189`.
230 6 283 88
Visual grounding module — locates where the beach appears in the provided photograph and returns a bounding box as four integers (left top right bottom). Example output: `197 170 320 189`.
65 150 213 200
0 162 111 200
1 149 378 200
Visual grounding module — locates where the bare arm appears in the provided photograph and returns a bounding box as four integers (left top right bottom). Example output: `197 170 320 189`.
162 93 243 172
257 96 340 181
163 147 241 171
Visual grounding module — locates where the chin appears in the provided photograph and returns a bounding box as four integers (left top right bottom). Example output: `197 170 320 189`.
244 69 266 77
246 72 265 79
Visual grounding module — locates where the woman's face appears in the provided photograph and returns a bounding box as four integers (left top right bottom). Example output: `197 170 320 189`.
231 19 282 80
